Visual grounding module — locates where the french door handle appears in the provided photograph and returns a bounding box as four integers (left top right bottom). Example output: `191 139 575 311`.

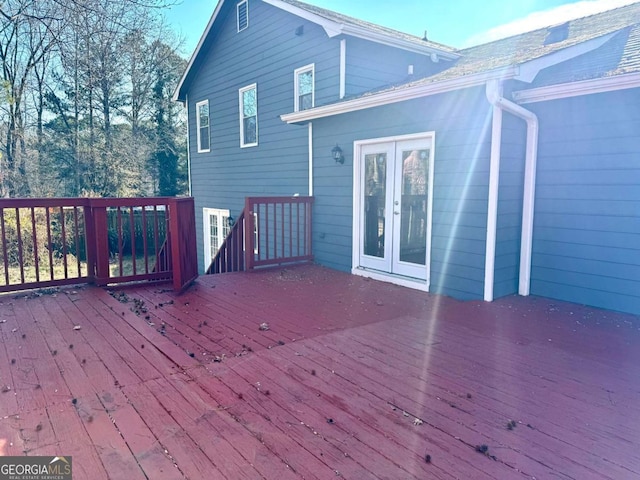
393 211 400 215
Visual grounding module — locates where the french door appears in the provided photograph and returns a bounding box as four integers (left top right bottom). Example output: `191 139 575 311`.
357 135 434 282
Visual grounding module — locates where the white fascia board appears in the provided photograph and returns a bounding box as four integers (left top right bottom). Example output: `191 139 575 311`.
263 0 342 36
281 67 517 123
515 31 617 83
514 71 640 104
173 0 226 102
263 0 459 59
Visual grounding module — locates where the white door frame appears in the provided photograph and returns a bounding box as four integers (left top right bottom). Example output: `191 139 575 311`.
352 131 435 292
202 207 230 270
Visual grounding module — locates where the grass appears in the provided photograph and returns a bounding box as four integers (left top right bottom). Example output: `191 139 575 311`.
0 254 161 288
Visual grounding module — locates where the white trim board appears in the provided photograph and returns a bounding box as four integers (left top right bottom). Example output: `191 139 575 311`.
514 71 640 104
352 131 435 292
351 267 430 293
262 0 459 59
282 67 518 123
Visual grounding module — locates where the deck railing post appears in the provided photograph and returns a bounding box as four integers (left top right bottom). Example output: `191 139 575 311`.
168 199 181 291
244 197 254 270
83 201 97 283
168 198 198 292
90 200 110 286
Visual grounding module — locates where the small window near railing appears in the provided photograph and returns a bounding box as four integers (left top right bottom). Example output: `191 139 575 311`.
294 64 314 112
237 0 248 32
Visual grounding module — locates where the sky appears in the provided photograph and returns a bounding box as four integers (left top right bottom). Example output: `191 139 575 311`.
166 0 639 58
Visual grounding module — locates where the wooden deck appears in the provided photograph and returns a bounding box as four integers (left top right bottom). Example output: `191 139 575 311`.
0 264 639 479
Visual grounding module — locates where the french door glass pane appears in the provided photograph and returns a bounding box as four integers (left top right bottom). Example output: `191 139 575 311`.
209 214 219 258
399 149 429 265
363 153 386 258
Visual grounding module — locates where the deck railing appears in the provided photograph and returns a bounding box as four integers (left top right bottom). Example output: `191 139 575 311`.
207 196 313 274
0 197 198 293
206 210 246 274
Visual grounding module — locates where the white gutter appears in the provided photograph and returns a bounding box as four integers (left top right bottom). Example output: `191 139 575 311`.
282 66 518 124
483 82 503 302
514 71 640 104
186 94 192 196
485 79 539 298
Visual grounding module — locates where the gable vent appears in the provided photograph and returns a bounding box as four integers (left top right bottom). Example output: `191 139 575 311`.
237 0 248 32
544 22 569 45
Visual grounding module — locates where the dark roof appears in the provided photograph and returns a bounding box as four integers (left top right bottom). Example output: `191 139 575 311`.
363 2 640 94
276 0 457 54
177 0 640 102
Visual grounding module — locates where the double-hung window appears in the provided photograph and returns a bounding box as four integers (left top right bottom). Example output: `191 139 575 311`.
294 64 314 111
196 100 210 152
239 84 258 147
237 0 248 32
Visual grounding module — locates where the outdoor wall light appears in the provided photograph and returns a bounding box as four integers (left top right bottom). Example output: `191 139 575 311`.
227 216 235 227
331 145 344 164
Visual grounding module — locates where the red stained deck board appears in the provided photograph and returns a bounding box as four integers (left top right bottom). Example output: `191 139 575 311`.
81 290 198 374
45 404 109 480
99 387 184 480
121 381 226 479
147 375 288 480
1 264 640 479
227 349 458 480
65 295 168 383
264 340 517 480
304 321 626 477
0 304 20 417
1 304 68 414
184 367 337 480
74 393 147 480
35 294 117 394
122 288 234 360
24 297 96 400
93 288 200 369
263 347 486 480
342 319 640 478
373 316 640 453
296 325 619 479
140 284 290 352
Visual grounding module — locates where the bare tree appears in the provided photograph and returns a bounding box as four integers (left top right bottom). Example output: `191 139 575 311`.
0 0 62 195
0 0 184 198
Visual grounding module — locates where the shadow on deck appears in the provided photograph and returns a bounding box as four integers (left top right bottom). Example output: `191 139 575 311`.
0 264 639 479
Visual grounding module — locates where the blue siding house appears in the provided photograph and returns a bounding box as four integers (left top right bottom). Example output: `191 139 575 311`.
174 0 640 315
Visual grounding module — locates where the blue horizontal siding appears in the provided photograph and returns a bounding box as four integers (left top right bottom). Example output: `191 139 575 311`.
344 37 447 97
187 0 345 271
528 88 640 314
312 86 492 299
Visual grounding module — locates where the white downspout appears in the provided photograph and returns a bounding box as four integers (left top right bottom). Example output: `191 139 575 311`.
339 39 346 99
485 79 539 297
308 122 313 196
185 94 192 196
483 83 503 301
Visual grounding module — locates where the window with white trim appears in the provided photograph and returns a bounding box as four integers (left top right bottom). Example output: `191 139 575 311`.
239 84 258 147
237 0 248 32
203 208 230 269
294 64 314 111
196 100 210 153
